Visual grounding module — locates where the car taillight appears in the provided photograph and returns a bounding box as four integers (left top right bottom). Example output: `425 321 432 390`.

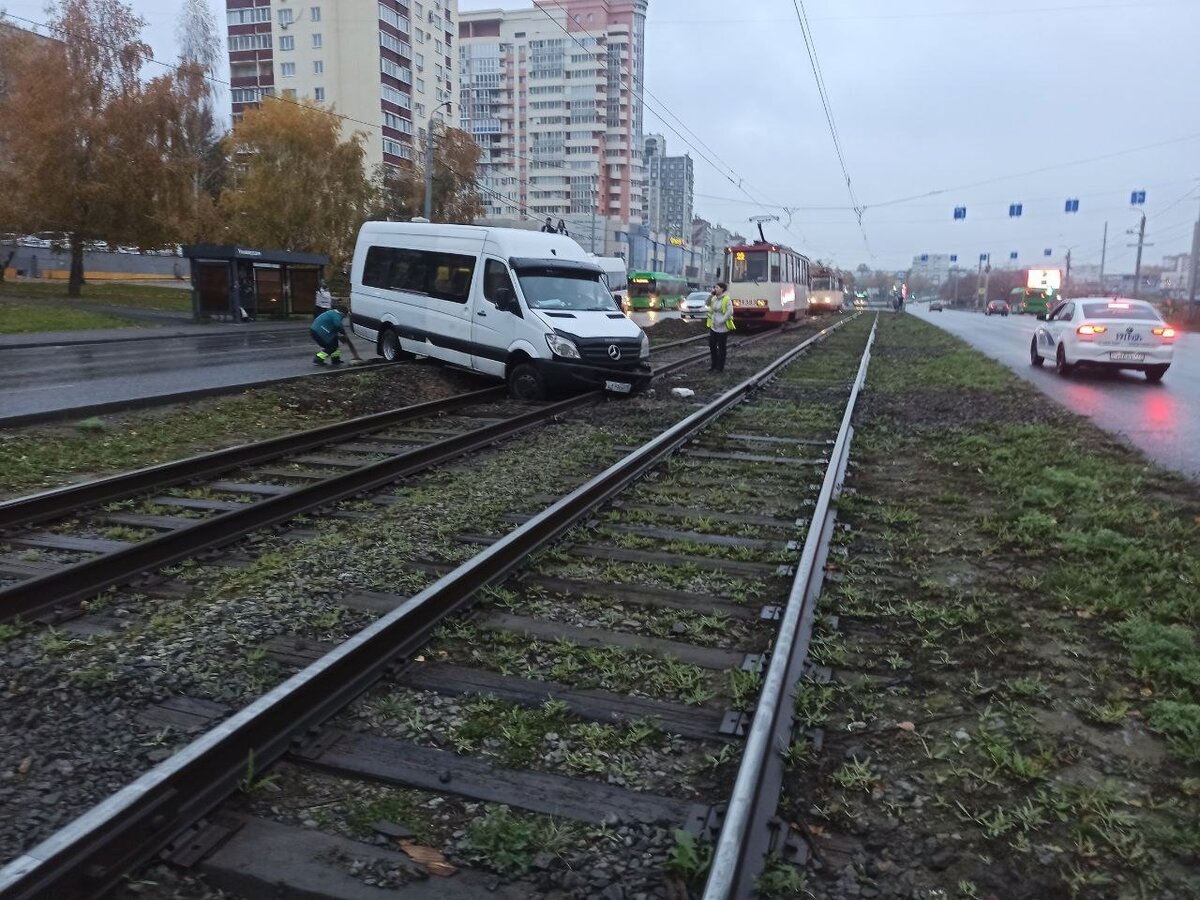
1077 324 1107 335
1152 326 1176 338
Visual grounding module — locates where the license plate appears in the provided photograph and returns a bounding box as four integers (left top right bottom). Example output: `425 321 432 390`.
1109 351 1144 362
605 380 632 394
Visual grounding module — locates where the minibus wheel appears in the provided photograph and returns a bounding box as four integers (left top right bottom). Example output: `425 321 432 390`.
378 326 404 362
508 361 547 401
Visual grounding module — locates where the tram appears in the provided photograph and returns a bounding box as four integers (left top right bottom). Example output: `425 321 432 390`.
724 241 811 325
808 265 848 314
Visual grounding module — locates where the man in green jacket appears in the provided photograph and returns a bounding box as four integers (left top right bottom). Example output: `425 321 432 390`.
310 301 360 366
706 281 736 372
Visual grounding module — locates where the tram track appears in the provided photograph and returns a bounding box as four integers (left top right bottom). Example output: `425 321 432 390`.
0 329 736 626
0 314 875 899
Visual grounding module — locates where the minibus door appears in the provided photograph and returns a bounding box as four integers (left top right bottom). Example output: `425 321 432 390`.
471 258 520 378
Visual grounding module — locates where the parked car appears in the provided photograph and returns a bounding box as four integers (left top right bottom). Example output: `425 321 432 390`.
929 300 944 312
985 299 1010 317
1030 297 1175 382
680 291 711 320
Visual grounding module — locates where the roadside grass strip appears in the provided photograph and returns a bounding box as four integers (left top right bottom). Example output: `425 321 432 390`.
0 300 144 334
0 281 192 312
782 315 1199 899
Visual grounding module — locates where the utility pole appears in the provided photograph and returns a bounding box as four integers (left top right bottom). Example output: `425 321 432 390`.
982 260 991 309
974 256 983 309
1064 249 1071 297
423 100 453 221
1128 213 1150 299
1099 221 1108 292
1188 201 1199 312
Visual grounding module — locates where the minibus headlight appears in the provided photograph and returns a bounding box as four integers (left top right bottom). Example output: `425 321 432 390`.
640 331 650 358
546 334 581 359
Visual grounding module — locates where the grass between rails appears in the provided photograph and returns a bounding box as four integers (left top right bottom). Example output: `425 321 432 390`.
0 300 145 334
0 367 480 497
784 315 1199 900
0 281 192 312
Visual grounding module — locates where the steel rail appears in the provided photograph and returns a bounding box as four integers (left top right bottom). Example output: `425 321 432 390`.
0 387 504 530
702 315 879 899
0 317 856 900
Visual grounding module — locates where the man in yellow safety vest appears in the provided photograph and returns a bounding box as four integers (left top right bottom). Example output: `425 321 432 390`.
706 281 736 372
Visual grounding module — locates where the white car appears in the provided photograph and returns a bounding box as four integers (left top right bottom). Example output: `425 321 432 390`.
1031 297 1176 382
680 291 710 320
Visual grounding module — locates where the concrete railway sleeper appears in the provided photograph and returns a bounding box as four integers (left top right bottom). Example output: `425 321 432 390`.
0 315 874 899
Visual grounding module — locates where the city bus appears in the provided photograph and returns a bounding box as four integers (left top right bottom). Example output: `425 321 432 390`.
627 271 688 311
724 242 811 324
1010 287 1059 315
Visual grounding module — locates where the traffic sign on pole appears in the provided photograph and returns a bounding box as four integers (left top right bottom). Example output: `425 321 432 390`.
949 254 957 262
1131 190 1146 205
953 206 966 220
1044 248 1052 256
1009 203 1023 217
1065 198 1080 213
1010 251 1019 260
979 253 989 262
920 254 928 262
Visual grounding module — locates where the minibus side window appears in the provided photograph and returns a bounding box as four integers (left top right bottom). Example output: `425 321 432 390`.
362 246 475 304
483 259 515 306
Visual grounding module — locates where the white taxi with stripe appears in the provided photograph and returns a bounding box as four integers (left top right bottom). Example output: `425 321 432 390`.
1030 297 1176 382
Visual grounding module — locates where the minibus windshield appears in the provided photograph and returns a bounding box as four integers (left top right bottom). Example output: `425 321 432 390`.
518 273 621 312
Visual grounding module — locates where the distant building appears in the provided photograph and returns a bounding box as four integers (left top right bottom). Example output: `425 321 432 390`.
692 217 746 284
1161 252 1192 297
910 253 951 286
644 134 693 240
225 0 458 173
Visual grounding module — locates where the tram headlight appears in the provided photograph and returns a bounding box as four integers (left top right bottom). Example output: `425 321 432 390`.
756 299 768 308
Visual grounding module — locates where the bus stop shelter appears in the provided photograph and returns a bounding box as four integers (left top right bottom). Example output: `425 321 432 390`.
182 245 328 322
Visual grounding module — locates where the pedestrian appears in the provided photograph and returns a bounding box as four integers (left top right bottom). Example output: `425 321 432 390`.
556 218 569 235
540 217 555 233
310 300 360 366
313 278 332 320
706 281 735 372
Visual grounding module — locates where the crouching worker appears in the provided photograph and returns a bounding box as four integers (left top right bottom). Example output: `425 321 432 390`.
310 300 360 366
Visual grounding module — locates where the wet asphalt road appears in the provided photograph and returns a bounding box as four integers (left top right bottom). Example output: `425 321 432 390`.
910 305 1200 480
0 328 341 421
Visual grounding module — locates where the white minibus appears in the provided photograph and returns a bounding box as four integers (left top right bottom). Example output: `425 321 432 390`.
350 222 651 399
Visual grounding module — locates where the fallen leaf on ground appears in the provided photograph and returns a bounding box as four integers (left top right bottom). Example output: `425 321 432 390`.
398 840 457 876
896 721 916 732
17 757 32 775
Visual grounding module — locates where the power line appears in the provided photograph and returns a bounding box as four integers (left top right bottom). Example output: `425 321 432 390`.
789 0 868 252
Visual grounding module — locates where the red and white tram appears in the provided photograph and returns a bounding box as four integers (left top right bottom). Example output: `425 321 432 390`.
723 242 811 325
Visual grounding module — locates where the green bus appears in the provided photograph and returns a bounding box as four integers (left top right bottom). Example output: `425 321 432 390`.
627 271 688 311
1010 287 1059 315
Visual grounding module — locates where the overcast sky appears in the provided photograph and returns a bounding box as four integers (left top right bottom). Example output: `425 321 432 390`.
4 0 1198 271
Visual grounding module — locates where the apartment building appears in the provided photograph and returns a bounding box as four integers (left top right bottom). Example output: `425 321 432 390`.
458 0 649 223
225 0 459 173
644 133 693 240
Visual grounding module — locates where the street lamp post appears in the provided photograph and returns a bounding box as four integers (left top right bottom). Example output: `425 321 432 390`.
423 100 454 222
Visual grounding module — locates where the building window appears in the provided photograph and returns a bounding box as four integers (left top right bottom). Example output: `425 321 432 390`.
310 6 321 22
278 8 294 26
314 87 325 101
282 88 298 99
313 60 323 74
279 35 295 51
227 8 270 25
416 77 425 92
312 33 322 49
228 34 272 52
415 52 424 68
281 62 296 77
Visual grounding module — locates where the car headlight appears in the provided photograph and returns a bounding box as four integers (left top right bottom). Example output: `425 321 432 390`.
640 331 650 359
545 334 581 359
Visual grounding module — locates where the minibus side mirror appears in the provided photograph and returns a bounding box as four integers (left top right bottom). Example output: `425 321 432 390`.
495 287 520 316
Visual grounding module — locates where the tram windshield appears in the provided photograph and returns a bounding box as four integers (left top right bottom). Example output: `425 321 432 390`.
730 251 770 283
811 275 838 291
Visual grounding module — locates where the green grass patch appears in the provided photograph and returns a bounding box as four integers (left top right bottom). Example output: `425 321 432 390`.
0 301 143 334
0 281 191 312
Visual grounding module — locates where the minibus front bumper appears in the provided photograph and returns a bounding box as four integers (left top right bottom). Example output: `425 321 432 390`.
535 359 653 395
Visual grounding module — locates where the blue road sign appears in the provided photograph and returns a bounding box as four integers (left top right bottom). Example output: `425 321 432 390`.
1009 203 1023 217
1010 251 1019 260
949 255 958 262
979 253 989 262
1131 190 1146 205
1044 248 1052 256
920 254 929 262
953 206 966 220
1065 198 1080 213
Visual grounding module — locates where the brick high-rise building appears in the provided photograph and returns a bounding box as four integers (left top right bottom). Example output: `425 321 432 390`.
459 0 648 224
225 0 458 173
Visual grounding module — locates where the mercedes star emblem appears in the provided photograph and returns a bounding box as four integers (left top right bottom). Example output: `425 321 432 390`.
607 344 622 361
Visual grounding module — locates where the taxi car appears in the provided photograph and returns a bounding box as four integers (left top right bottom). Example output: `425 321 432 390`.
680 290 711 321
985 299 1010 317
1030 297 1175 382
